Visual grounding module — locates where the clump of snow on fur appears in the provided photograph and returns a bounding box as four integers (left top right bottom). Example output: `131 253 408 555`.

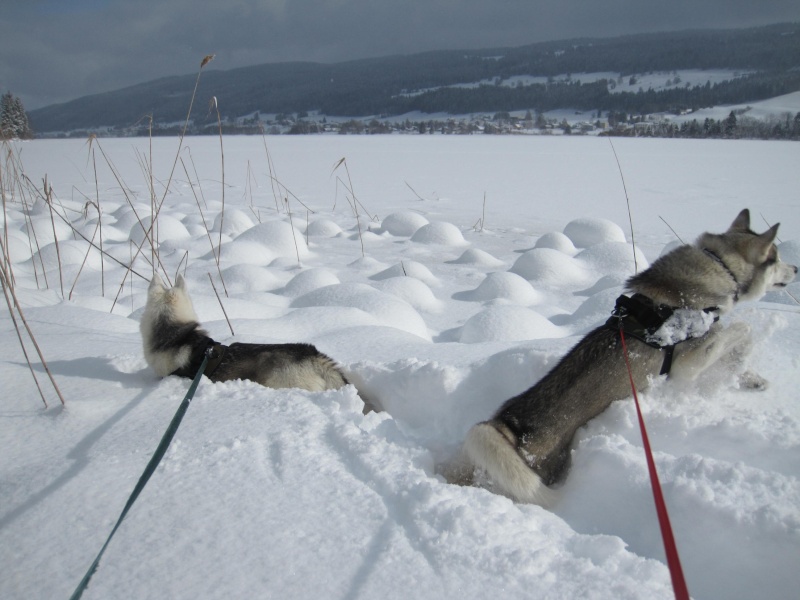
646 308 717 346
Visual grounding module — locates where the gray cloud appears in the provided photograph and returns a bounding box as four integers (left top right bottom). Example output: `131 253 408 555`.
2 0 799 109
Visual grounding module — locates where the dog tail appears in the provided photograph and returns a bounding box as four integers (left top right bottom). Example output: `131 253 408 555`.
464 421 554 506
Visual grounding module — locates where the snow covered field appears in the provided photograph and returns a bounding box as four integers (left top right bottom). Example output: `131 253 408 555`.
2 135 799 599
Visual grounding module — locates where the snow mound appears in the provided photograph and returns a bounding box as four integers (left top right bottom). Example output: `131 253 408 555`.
305 219 344 238
233 219 309 259
380 211 429 236
510 248 593 287
36 239 103 269
210 239 274 266
448 248 505 267
220 264 285 293
563 217 627 248
291 282 430 339
575 242 649 278
460 304 565 343
551 286 623 330
112 206 151 232
574 274 627 297
3 229 34 262
660 240 685 257
370 260 440 287
129 215 190 246
372 277 444 313
535 231 578 255
25 216 73 246
455 272 542 305
410 221 468 246
281 268 341 297
212 209 254 238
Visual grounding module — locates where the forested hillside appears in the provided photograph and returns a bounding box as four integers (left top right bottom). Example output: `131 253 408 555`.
28 23 800 134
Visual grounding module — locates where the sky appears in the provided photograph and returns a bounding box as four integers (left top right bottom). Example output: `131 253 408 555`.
1 0 799 111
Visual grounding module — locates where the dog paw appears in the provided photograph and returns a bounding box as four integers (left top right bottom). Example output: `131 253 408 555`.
738 370 768 391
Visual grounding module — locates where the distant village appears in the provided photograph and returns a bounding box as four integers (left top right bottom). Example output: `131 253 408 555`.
50 107 800 141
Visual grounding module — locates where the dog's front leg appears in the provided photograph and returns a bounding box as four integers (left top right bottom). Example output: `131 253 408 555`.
670 321 765 389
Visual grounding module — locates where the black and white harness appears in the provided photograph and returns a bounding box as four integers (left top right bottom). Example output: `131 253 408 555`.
605 293 720 376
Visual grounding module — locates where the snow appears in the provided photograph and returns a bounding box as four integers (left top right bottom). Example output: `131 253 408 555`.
2 135 800 600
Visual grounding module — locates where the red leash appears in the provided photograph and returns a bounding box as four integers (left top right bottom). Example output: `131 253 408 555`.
619 329 691 600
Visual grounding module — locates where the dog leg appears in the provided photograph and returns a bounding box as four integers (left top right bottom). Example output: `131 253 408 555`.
463 422 555 506
671 322 766 389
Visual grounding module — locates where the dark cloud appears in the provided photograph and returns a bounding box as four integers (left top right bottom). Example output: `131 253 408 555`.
2 0 799 109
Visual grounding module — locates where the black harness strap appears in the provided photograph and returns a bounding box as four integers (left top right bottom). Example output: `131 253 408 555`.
606 294 676 375
171 341 228 379
606 293 721 376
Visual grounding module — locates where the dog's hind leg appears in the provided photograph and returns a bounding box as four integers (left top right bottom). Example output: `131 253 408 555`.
463 422 555 506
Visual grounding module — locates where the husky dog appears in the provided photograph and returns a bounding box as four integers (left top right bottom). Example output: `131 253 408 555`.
140 274 350 392
459 209 796 505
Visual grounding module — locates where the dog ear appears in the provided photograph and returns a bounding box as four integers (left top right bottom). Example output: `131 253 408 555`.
750 223 780 261
149 273 166 292
728 209 751 232
175 274 187 290
759 223 780 246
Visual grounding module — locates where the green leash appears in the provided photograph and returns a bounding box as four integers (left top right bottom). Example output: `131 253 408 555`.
69 349 211 600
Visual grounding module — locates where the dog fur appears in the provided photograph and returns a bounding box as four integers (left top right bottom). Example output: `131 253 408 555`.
140 274 350 392
458 209 797 505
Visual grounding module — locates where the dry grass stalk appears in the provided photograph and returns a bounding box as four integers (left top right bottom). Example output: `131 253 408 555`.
473 192 487 232
207 272 234 336
658 215 685 244
0 238 66 406
181 157 229 295
259 123 283 213
405 181 426 201
43 176 66 297
0 260 48 407
88 143 105 295
332 157 376 258
607 137 639 274
210 96 226 269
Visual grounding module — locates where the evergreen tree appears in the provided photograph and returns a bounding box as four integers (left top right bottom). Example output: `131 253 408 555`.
1 92 33 139
724 111 738 137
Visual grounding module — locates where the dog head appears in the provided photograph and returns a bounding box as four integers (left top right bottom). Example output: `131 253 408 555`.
700 209 797 303
141 273 199 330
140 274 200 376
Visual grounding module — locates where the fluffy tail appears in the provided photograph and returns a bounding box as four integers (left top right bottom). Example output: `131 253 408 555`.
464 422 554 506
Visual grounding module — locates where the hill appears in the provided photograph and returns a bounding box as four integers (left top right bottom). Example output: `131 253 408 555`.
27 22 800 135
